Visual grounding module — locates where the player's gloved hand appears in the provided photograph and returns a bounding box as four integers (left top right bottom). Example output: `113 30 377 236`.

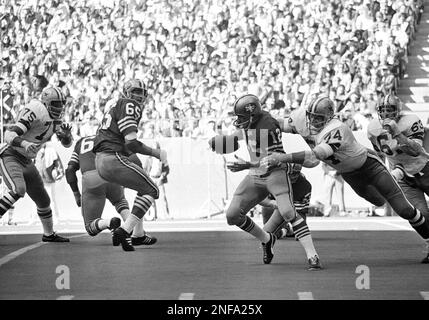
226 155 255 172
73 191 81 207
382 119 400 138
21 141 39 154
260 153 283 171
57 123 73 138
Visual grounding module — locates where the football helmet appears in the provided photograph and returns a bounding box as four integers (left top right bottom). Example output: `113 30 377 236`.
41 87 66 119
306 96 335 134
123 79 147 106
377 93 402 122
233 94 262 130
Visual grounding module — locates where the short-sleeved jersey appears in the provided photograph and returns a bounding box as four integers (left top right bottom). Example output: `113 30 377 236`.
367 114 428 175
286 107 368 173
1 99 63 159
68 136 97 174
244 111 286 176
93 98 143 154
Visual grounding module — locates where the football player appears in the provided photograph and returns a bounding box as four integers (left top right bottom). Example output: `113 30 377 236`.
93 79 168 251
209 94 321 269
261 95 429 263
367 94 429 263
66 135 157 245
0 87 72 242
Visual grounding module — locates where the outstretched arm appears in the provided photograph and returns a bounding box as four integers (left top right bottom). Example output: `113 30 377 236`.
125 132 168 164
260 142 335 169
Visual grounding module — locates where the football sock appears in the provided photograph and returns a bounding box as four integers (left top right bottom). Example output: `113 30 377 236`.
409 208 429 239
238 215 270 243
291 214 317 259
37 206 54 236
131 195 154 219
86 219 102 236
118 208 130 221
97 219 110 231
0 191 20 216
115 199 129 220
132 220 145 238
122 214 141 234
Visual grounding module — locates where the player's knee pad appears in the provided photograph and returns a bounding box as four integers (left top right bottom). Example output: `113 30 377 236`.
225 206 245 226
276 196 296 222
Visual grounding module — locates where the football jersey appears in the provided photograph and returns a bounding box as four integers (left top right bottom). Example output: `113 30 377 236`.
287 107 368 173
93 98 143 154
367 114 428 175
244 111 287 176
1 99 63 159
68 136 97 174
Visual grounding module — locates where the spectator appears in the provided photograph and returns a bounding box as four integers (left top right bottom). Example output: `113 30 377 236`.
0 0 422 137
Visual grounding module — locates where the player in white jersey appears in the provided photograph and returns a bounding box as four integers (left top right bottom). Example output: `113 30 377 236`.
0 87 73 242
367 94 429 263
260 95 429 263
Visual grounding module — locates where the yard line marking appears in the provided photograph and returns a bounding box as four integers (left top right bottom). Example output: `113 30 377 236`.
0 242 45 267
178 293 195 300
57 295 74 300
374 221 414 231
0 234 87 268
420 292 429 300
297 292 314 300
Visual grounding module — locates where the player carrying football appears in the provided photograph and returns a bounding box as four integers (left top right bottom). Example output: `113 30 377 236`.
209 94 321 269
0 87 72 242
66 135 157 246
261 95 429 263
93 79 168 251
367 94 429 263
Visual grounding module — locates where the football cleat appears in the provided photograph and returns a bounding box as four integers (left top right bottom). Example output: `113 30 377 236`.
308 255 323 271
131 234 157 246
108 217 121 230
262 233 276 264
42 232 70 243
112 227 134 251
421 253 429 264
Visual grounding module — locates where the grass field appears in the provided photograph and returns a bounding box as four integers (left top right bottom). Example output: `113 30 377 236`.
0 217 428 300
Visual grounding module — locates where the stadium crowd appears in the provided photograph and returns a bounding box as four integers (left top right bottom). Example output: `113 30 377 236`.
0 0 424 138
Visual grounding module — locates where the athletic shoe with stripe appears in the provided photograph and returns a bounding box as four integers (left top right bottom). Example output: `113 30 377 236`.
42 232 70 242
308 255 323 271
112 227 134 251
109 218 122 247
131 234 157 246
262 233 276 264
108 217 121 230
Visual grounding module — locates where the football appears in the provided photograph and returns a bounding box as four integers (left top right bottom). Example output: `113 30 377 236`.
209 135 240 154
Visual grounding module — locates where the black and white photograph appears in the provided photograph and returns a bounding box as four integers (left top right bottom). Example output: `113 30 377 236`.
0 0 429 310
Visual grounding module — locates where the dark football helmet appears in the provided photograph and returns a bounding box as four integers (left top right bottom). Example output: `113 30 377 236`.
233 94 262 130
123 79 147 106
